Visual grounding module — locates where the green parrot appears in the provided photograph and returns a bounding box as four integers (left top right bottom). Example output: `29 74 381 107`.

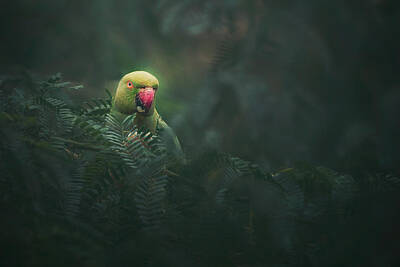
110 71 184 161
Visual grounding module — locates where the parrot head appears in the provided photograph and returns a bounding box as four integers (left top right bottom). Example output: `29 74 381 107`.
113 71 159 115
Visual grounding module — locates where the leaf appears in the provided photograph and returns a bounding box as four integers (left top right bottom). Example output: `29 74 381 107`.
69 85 84 90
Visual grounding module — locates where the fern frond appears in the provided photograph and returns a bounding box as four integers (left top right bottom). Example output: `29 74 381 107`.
63 160 86 217
135 170 168 229
81 98 111 117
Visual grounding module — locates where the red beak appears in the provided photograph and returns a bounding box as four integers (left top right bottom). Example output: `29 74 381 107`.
138 87 155 111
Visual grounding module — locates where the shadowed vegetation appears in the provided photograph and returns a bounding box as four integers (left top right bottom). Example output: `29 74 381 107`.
1 0 400 266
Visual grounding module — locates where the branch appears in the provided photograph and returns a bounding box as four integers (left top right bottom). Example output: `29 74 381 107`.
52 137 103 151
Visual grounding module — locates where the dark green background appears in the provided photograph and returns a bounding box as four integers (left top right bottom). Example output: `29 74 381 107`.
1 1 400 266
1 0 400 173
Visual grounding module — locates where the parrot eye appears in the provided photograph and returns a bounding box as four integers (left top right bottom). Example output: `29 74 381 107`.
127 81 134 89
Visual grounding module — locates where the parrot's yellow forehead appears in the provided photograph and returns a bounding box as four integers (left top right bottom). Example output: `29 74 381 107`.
121 71 159 88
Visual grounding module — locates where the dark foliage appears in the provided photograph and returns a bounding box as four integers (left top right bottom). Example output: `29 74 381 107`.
1 1 400 265
2 0 400 174
1 72 399 267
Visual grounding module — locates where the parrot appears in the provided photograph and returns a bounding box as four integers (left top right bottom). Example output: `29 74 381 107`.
110 71 184 161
